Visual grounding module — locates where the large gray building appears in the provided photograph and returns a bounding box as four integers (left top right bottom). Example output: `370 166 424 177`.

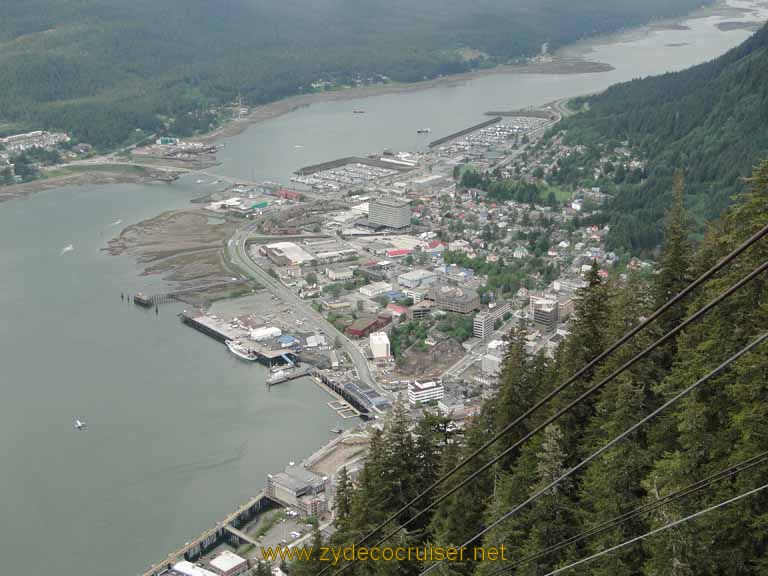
369 197 411 230
428 284 480 314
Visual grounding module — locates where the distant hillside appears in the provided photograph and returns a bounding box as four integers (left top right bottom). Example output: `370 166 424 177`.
560 23 768 251
0 0 706 148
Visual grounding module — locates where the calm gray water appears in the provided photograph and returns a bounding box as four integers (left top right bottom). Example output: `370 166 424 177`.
213 8 758 183
0 5 759 576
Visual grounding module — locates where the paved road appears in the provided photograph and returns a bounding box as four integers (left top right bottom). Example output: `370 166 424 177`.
226 227 385 396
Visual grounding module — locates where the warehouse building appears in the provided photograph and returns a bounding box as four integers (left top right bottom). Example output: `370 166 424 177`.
261 242 316 267
171 562 218 576
326 267 354 281
266 464 328 517
208 551 248 576
398 269 438 289
360 281 393 298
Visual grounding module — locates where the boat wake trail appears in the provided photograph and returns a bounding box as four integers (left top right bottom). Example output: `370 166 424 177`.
168 440 248 475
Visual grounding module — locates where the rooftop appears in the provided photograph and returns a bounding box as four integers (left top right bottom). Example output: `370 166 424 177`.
410 380 443 391
371 197 411 208
172 561 218 576
209 551 247 573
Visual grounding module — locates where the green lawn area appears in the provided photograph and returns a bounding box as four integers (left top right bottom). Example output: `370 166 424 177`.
544 184 572 203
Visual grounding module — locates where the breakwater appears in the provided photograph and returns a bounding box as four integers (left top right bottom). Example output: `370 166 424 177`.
427 117 502 148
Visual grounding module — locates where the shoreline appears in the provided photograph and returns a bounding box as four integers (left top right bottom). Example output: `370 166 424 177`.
194 58 612 144
0 164 183 204
0 58 609 200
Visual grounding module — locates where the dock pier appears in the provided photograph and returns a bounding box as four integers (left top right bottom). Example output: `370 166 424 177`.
428 117 502 148
141 492 276 576
133 279 249 307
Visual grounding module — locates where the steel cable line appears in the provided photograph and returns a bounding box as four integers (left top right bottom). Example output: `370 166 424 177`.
333 259 768 576
539 481 768 576
420 331 768 576
317 223 768 576
480 450 768 576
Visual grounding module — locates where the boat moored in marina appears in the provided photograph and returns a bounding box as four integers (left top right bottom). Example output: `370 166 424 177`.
225 339 260 362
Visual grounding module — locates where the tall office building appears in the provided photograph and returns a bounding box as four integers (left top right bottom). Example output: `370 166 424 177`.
369 197 411 230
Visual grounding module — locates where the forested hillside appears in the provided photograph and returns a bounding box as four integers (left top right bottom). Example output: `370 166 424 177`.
0 0 706 148
288 162 768 576
559 23 768 252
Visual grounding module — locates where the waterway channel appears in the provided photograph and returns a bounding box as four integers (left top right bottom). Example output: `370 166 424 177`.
0 2 763 574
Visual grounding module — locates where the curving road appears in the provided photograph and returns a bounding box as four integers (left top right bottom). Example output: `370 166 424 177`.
226 226 385 396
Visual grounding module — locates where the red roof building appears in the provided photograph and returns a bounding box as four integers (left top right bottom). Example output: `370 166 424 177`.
386 248 412 258
387 304 409 317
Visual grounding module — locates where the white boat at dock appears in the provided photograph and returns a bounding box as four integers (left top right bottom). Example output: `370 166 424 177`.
269 369 287 384
225 339 259 362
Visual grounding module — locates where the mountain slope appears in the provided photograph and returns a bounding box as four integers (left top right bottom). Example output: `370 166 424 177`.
0 0 706 147
560 23 768 251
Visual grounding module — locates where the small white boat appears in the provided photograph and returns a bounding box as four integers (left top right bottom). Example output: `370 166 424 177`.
60 244 74 255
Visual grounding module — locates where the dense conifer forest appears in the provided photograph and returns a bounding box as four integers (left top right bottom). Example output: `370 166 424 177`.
559 23 768 253
0 0 705 148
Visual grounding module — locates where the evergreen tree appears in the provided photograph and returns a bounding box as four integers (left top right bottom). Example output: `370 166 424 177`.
493 327 537 469
653 169 692 366
429 409 495 576
550 260 610 459
642 160 768 576
334 466 352 531
576 278 658 575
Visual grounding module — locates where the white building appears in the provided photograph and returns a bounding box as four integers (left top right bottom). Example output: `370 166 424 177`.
172 561 219 576
404 288 427 303
0 130 69 153
327 267 354 281
473 301 511 339
370 332 391 359
398 269 437 289
369 197 411 229
513 245 529 259
572 199 583 211
482 353 503 376
251 326 282 341
261 242 316 267
360 281 392 298
209 551 248 576
408 379 444 405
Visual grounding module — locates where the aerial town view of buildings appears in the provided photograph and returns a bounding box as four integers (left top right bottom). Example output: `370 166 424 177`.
5 101 654 576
